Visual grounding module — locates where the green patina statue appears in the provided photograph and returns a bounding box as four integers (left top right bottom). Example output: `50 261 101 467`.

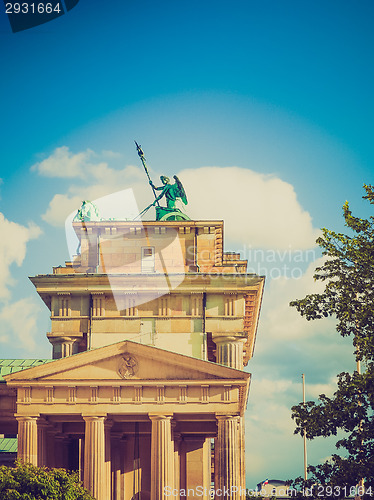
150 175 186 209
135 141 190 221
73 144 191 223
73 200 101 222
149 175 189 221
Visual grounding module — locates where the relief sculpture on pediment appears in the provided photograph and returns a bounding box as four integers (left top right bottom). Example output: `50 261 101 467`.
118 353 138 379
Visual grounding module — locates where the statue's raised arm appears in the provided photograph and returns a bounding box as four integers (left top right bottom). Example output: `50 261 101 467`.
151 175 188 209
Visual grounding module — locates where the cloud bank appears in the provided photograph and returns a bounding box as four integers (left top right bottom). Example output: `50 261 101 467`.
0 212 41 300
32 147 147 226
31 146 104 179
180 166 320 250
0 298 40 351
35 148 320 253
0 211 43 355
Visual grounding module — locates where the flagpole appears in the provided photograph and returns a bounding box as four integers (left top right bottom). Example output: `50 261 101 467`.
356 345 364 492
302 373 308 481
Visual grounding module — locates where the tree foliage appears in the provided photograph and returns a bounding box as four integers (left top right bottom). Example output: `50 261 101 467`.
0 461 95 500
289 185 374 496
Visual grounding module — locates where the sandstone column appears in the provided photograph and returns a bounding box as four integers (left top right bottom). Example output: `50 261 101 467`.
16 415 38 465
46 427 57 468
216 415 241 500
183 436 210 499
104 420 113 500
83 415 106 500
213 335 246 370
172 425 181 500
203 437 212 497
37 417 49 466
149 413 174 500
239 416 246 499
111 433 125 500
54 434 69 469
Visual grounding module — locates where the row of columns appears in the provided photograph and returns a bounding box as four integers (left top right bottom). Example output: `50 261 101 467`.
16 413 244 500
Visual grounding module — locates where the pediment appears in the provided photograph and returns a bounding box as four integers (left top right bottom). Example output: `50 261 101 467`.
4 341 249 385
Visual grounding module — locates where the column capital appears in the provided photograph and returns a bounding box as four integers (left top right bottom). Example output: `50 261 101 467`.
148 413 173 421
212 333 246 344
216 413 240 420
49 335 76 342
15 414 39 421
82 414 107 422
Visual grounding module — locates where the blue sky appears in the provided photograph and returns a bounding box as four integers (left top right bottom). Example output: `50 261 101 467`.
1 0 374 488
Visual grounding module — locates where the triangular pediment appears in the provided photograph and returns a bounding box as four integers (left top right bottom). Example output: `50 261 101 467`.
4 341 249 385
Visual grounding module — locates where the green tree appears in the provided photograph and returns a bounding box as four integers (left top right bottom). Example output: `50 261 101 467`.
0 461 95 500
289 184 374 497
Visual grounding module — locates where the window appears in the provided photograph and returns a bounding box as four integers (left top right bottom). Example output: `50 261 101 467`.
141 247 155 273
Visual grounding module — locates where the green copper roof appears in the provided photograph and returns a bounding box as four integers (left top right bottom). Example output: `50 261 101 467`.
0 359 51 382
0 438 17 453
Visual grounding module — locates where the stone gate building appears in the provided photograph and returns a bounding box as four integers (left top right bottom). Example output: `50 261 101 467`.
0 216 264 500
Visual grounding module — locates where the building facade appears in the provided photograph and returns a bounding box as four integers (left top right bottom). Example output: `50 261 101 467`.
1 217 264 500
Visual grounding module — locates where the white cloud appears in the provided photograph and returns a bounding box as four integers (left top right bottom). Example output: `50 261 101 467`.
254 256 353 374
245 377 303 484
0 297 40 351
247 378 298 433
244 255 353 484
258 257 328 343
179 166 320 250
41 172 149 227
245 375 340 485
308 380 337 399
42 193 83 227
0 213 41 300
0 212 43 355
30 146 127 180
31 146 91 178
33 146 148 226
